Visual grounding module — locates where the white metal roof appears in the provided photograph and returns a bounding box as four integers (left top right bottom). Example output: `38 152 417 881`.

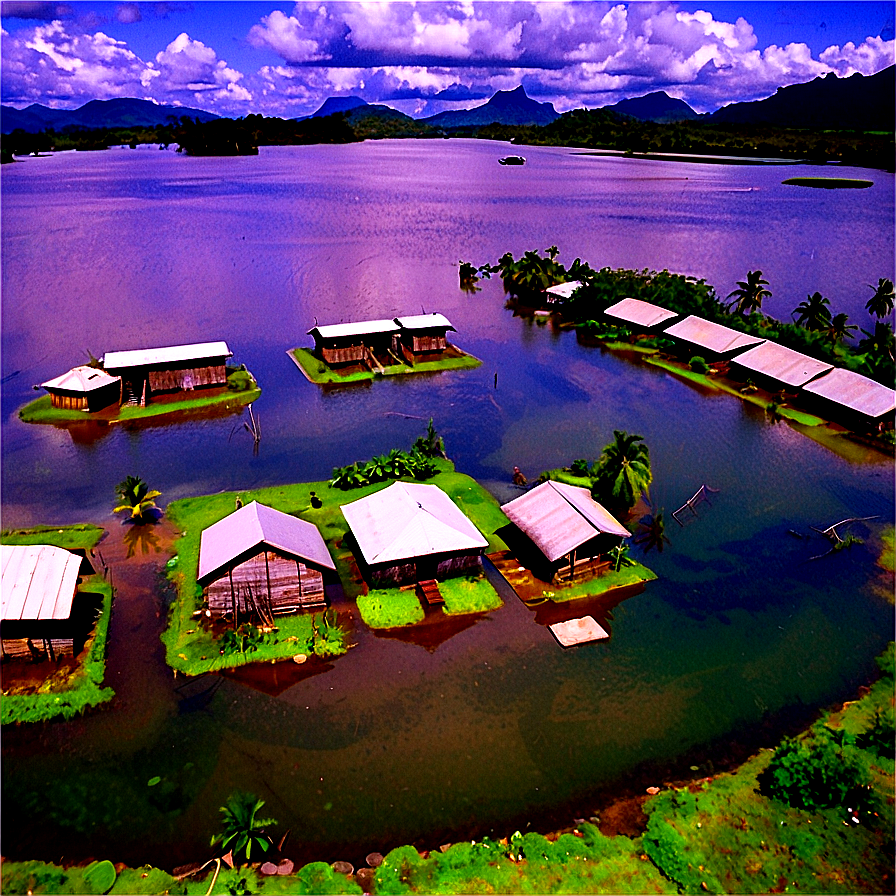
502 480 629 563
308 320 400 339
393 313 455 331
341 481 488 566
801 367 896 418
663 316 765 355
102 341 231 370
604 298 678 329
731 341 833 388
545 281 583 299
41 366 120 393
198 501 335 585
1 544 83 621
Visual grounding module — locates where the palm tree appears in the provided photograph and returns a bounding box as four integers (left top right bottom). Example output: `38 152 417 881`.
210 792 277 864
591 430 652 513
865 278 895 320
792 291 832 331
726 270 771 316
113 476 161 523
858 320 895 362
826 312 858 347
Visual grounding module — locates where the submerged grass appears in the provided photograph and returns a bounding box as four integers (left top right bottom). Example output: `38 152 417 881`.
357 588 425 628
540 562 657 603
289 347 481 385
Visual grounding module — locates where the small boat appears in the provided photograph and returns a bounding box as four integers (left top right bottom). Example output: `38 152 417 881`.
499 156 526 165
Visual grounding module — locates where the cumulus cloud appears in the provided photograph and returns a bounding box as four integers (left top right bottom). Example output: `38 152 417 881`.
153 32 252 103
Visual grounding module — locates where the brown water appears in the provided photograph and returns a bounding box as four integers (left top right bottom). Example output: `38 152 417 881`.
1 140 893 870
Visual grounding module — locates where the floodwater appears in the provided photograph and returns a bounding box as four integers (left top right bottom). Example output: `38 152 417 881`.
1 140 893 870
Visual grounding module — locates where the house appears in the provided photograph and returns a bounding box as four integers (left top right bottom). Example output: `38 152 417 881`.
341 481 488 588
1 544 97 661
393 313 456 363
40 365 121 412
308 319 400 370
728 341 833 392
662 315 765 361
800 367 896 430
102 341 232 406
544 281 583 304
603 298 678 332
197 501 336 620
501 480 630 583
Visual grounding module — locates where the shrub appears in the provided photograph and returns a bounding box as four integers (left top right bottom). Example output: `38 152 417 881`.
689 355 709 373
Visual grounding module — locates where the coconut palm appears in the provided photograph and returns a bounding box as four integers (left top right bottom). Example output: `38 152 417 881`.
210 792 277 864
113 476 161 524
591 430 652 512
858 320 895 362
726 270 771 316
865 278 895 320
792 291 832 331
826 312 858 347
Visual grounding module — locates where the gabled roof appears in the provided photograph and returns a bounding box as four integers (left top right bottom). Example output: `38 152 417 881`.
731 341 833 388
501 480 629 563
663 315 765 355
308 319 400 339
604 298 678 329
393 313 455 331
197 501 335 585
103 341 231 370
41 366 120 393
545 281 583 299
801 367 896 419
1 544 84 621
341 481 487 566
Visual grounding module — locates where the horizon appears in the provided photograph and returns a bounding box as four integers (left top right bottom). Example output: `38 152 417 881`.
1 2 893 119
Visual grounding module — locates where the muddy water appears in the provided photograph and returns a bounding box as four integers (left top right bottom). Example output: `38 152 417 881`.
1 141 893 869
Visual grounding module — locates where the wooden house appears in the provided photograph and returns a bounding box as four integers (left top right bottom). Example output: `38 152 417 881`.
603 298 678 332
1 544 97 661
501 481 630 583
800 368 895 430
728 341 833 392
102 341 232 407
308 320 400 369
662 315 764 362
393 313 456 363
40 365 121 412
197 501 336 620
341 481 488 588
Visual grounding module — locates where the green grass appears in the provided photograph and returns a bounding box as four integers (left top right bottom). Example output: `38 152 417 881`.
538 562 658 603
163 461 510 671
783 176 874 189
289 347 481 385
356 588 425 628
18 368 260 425
438 575 503 615
0 523 104 552
878 526 894 574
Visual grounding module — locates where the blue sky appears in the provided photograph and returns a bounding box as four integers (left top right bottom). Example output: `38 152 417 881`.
1 2 893 117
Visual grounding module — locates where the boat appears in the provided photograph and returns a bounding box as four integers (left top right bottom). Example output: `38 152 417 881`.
499 156 526 165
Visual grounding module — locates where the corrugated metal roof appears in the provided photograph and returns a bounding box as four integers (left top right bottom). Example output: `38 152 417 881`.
545 281 583 298
41 366 120 393
731 341 833 387
663 316 765 354
502 481 629 563
604 298 678 329
103 341 231 370
1 544 83 621
198 501 335 585
802 367 896 418
393 313 455 331
308 320 400 339
341 481 488 566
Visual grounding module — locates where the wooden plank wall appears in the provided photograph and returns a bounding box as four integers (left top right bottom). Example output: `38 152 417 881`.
50 393 89 411
148 364 226 394
409 334 447 353
320 345 368 365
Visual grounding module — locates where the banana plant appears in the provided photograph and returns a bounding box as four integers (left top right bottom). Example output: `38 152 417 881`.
113 475 161 524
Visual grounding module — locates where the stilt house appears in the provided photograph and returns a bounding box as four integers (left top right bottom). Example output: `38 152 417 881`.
197 501 336 620
501 481 630 583
603 298 678 332
393 314 455 363
341 481 488 588
308 320 400 369
40 366 121 412
800 368 895 430
662 315 764 362
728 341 833 392
102 341 232 407
1 544 97 661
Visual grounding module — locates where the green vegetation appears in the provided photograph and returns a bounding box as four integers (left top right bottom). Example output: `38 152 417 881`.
865 278 895 320
211 793 278 864
113 475 161 524
18 367 260 425
289 346 481 385
356 588 425 629
590 430 653 516
726 269 771 317
439 574 504 615
536 561 657 603
783 176 874 188
2 523 114 725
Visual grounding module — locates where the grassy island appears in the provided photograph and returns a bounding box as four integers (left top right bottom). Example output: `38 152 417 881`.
289 346 481 385
162 459 510 672
18 366 260 426
0 524 114 725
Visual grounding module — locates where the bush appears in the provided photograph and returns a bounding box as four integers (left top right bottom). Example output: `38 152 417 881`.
689 355 709 373
226 365 255 392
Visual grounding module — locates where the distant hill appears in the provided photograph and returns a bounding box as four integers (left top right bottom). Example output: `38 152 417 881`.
1 97 219 134
421 86 559 128
605 91 698 123
708 65 895 131
307 96 368 118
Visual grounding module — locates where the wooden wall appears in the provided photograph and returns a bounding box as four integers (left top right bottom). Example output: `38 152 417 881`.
406 333 447 354
368 551 481 587
320 344 368 365
148 363 227 394
50 393 89 411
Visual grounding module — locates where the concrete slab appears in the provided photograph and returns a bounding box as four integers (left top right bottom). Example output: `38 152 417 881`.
549 616 609 647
